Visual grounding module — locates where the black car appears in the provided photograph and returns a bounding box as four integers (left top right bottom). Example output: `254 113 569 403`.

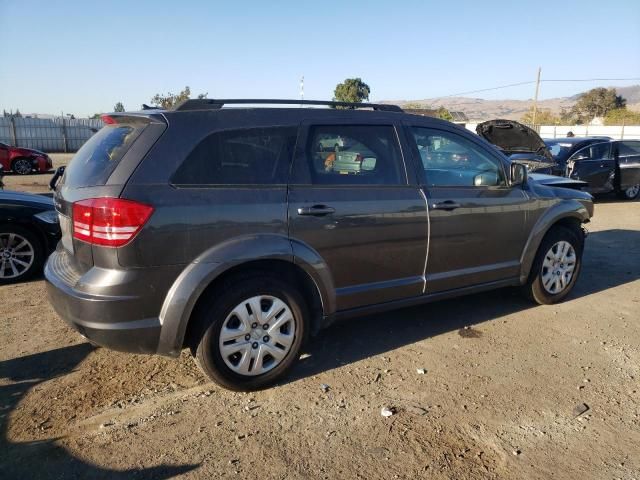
566 139 640 200
0 188 60 283
544 137 612 176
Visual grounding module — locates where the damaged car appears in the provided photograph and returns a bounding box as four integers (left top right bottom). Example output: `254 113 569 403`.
476 119 558 174
565 140 640 200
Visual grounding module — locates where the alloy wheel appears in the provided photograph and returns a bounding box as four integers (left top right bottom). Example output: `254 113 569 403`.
541 240 576 295
625 184 639 199
13 158 32 175
218 295 296 376
0 232 35 279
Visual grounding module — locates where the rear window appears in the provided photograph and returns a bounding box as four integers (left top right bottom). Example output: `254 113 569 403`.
172 127 297 186
63 123 146 188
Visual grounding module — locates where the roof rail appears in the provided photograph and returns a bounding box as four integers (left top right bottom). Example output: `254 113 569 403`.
173 99 403 113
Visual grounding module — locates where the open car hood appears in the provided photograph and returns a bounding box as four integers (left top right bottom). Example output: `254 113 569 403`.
476 119 554 161
528 173 588 190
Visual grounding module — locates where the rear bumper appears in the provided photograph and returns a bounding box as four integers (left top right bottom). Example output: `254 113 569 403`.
44 249 180 355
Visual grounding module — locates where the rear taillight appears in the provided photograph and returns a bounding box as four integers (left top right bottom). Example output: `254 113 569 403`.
72 198 153 247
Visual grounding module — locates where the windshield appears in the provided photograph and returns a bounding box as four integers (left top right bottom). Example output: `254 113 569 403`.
544 141 574 161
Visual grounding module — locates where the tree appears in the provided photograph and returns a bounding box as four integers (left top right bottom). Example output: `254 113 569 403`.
14 109 22 118
90 113 102 119
332 78 370 107
113 102 125 112
571 88 626 123
604 108 640 126
521 106 559 125
150 86 208 109
436 106 453 121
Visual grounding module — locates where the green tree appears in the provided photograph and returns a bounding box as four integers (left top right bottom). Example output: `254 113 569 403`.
521 106 559 125
90 113 102 119
436 106 453 121
571 88 626 122
332 78 370 107
604 108 640 126
150 86 208 109
113 102 125 112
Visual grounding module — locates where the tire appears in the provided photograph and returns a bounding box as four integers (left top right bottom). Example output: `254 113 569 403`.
616 184 640 200
523 225 584 305
192 274 308 391
12 158 33 175
0 225 44 284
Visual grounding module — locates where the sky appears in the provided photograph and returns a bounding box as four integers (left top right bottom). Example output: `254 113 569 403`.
1 0 639 117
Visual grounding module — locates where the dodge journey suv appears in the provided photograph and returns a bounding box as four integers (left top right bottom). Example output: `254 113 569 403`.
46 99 594 390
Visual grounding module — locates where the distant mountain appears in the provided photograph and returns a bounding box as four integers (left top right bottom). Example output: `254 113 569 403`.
384 85 640 121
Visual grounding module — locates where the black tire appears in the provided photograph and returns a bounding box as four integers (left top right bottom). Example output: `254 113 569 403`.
616 184 640 200
192 274 308 391
523 225 584 305
12 158 33 175
0 225 45 284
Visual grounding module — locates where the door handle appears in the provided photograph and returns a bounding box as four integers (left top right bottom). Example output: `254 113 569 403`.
432 201 461 211
297 205 336 216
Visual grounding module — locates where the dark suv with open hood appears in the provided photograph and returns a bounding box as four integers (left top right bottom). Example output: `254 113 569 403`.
46 100 593 390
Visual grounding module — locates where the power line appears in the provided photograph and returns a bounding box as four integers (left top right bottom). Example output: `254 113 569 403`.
441 77 640 98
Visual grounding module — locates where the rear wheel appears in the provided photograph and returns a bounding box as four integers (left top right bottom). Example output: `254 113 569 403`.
523 226 583 305
0 225 44 284
617 184 640 200
192 274 308 391
12 158 32 175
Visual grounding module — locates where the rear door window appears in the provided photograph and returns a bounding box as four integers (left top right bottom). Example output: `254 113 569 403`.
172 127 297 186
63 123 146 188
306 125 405 185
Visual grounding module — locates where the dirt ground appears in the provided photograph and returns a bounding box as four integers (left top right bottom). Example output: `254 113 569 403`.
1 154 639 479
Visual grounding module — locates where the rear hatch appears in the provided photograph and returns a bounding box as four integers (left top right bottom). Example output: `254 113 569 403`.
53 113 166 271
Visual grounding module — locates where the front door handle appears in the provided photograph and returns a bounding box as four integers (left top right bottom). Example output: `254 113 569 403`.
297 205 336 216
432 201 461 211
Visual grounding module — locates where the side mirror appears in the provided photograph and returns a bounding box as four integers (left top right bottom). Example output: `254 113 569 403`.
510 162 527 186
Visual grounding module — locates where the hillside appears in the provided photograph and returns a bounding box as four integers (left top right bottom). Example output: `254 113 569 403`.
385 85 640 121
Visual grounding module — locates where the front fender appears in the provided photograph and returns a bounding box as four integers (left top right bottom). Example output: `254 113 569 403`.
156 234 334 356
519 199 590 283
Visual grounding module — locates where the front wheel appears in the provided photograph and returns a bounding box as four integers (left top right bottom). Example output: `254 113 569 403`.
523 226 584 305
193 275 308 391
617 184 640 200
12 158 33 175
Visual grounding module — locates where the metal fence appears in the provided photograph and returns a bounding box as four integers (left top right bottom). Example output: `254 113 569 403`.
0 116 103 152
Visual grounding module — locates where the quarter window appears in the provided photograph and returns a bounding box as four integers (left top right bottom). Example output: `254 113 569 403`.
410 127 506 187
172 127 297 185
306 125 404 185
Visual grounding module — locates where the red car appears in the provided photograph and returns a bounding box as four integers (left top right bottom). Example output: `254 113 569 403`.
0 142 53 175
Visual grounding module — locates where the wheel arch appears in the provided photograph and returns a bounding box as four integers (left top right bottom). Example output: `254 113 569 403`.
519 201 589 283
156 234 334 357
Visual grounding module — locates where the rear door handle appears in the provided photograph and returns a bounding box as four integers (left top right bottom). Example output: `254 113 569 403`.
297 205 336 216
432 201 461 211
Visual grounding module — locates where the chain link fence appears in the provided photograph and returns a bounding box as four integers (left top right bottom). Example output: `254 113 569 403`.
0 116 103 153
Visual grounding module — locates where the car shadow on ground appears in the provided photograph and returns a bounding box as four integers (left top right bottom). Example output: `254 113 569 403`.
0 343 199 479
288 228 640 383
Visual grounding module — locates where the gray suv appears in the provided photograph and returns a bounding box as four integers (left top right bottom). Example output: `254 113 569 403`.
45 99 594 390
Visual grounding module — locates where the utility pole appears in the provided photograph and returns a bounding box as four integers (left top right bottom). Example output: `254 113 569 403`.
532 67 541 126
300 76 304 102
